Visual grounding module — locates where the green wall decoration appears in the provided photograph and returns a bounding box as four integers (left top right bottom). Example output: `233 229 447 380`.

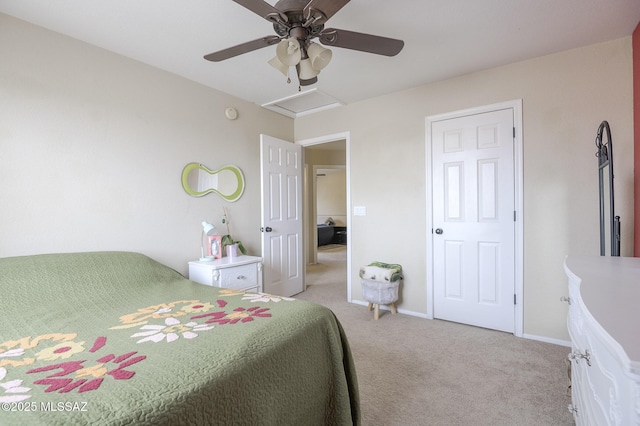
181 163 245 202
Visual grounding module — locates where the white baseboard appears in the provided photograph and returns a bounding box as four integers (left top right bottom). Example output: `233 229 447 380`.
350 300 572 346
523 333 572 347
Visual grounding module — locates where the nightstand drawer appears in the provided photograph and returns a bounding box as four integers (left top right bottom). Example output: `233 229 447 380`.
188 256 263 293
220 264 258 290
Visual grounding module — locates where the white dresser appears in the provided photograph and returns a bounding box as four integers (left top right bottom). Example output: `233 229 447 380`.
563 256 640 425
189 255 263 292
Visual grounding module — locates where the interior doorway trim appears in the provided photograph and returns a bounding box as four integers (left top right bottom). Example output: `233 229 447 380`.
297 132 352 302
425 100 523 337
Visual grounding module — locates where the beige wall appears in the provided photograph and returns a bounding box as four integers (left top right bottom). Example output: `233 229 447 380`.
0 14 293 274
295 38 634 342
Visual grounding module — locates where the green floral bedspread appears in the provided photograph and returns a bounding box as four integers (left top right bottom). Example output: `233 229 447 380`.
0 252 359 425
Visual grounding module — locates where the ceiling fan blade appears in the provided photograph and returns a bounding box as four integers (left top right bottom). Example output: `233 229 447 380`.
319 28 404 56
303 0 350 23
232 0 288 24
204 36 281 62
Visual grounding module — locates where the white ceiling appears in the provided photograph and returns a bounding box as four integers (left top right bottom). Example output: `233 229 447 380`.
2 0 640 110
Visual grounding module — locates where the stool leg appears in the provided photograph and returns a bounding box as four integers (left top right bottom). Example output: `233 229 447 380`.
368 302 373 311
374 304 380 320
390 303 397 314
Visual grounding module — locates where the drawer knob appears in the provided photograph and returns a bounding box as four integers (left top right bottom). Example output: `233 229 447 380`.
560 296 571 305
237 275 246 280
568 349 591 366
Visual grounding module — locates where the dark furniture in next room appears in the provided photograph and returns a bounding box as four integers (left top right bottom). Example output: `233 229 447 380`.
317 225 347 246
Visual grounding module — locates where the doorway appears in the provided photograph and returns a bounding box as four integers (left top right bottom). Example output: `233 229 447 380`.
298 132 352 302
426 101 523 336
310 163 346 260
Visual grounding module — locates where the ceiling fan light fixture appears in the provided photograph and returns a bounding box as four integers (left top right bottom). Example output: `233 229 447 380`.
307 42 332 71
275 38 302 66
268 56 289 77
297 58 320 81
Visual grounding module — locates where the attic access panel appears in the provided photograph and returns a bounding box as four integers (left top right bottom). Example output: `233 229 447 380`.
261 88 343 118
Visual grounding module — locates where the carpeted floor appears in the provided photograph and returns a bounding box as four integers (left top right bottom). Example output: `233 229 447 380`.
298 245 575 426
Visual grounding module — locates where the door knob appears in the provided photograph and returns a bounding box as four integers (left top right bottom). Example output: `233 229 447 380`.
260 227 273 232
435 228 443 235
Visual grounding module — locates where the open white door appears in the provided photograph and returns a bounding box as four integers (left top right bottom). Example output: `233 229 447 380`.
260 134 304 297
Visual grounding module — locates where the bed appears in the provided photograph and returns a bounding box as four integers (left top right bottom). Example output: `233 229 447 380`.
0 252 359 425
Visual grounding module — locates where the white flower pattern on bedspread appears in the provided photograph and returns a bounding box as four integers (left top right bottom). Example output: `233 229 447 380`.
131 317 215 343
242 292 296 303
0 367 31 403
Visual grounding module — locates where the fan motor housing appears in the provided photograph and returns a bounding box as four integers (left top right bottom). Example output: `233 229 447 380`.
273 0 325 37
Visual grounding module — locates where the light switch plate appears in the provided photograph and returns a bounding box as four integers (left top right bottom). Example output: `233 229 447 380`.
354 206 367 216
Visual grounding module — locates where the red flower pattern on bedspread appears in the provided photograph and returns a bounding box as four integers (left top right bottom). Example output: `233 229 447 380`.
191 306 272 325
25 337 145 394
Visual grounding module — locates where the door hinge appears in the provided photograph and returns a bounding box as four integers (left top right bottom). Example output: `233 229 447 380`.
513 127 516 138
513 211 516 222
514 294 517 305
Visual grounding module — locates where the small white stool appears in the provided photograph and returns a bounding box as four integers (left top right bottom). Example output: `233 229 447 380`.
361 279 400 320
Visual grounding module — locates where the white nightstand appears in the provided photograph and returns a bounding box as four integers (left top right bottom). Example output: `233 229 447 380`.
188 255 263 292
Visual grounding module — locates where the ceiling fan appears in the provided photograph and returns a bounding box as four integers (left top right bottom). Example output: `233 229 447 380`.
204 0 404 87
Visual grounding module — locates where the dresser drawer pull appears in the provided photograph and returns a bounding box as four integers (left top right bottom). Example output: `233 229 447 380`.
568 349 591 366
560 296 571 305
236 275 246 280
